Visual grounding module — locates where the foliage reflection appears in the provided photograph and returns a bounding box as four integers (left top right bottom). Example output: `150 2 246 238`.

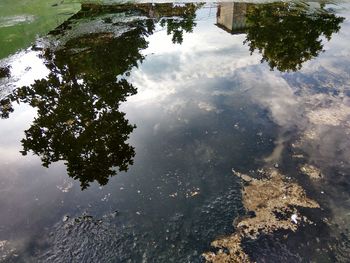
0 3 200 189
244 2 344 71
216 2 344 71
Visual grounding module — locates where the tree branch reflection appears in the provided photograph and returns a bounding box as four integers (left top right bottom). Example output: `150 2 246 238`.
0 3 200 189
216 2 344 72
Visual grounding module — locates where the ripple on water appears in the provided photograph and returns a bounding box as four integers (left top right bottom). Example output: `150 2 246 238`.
36 183 243 262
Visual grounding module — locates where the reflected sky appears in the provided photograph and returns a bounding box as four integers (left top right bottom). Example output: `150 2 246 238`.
0 2 350 262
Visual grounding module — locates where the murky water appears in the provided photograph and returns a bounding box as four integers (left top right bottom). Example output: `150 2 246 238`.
1 1 350 262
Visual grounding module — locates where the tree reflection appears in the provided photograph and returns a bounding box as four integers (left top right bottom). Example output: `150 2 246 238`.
159 3 200 44
0 66 10 79
244 2 344 71
1 29 146 189
0 3 200 189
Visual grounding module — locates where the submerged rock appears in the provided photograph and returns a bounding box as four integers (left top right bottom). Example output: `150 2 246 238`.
203 169 319 262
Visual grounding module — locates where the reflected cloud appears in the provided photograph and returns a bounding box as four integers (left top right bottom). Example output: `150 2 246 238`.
124 3 350 179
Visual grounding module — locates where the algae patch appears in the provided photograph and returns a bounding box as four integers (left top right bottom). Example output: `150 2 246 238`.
203 169 320 262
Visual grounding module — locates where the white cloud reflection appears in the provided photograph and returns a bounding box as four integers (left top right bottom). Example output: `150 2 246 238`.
124 3 350 171
0 49 49 97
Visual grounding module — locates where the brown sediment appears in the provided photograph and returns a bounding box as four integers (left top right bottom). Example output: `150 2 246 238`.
203 169 319 262
300 164 323 180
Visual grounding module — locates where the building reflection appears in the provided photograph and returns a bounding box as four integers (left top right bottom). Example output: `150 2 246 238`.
216 2 251 34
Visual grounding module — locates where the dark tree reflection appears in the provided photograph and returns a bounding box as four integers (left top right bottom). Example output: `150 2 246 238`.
0 3 200 189
244 2 344 71
159 3 200 44
1 29 146 189
0 66 10 79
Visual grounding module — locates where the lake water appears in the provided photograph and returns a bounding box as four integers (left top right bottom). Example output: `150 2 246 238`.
1 1 350 262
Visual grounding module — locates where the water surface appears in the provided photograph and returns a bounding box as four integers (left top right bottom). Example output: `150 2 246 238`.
1 1 350 262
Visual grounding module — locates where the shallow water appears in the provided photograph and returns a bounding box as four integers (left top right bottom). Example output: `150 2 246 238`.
1 1 350 262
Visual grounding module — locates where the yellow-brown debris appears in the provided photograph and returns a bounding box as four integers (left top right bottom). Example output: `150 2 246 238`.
203 169 320 262
300 164 323 180
203 234 250 263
